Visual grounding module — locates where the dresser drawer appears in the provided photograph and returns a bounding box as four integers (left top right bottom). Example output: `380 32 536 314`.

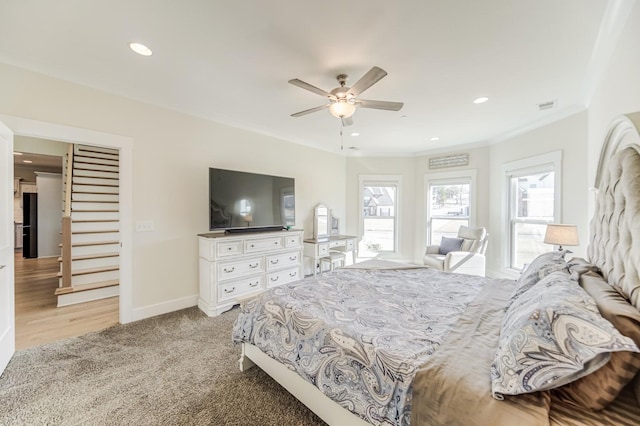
217 240 243 257
329 240 342 249
217 257 263 281
245 236 283 253
345 239 355 251
318 243 330 256
265 250 301 271
284 234 302 248
266 267 301 288
218 276 263 302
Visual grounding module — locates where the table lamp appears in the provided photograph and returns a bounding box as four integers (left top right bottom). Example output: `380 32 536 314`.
543 224 579 251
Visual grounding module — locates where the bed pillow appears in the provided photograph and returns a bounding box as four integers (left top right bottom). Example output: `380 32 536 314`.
491 270 639 399
510 250 569 303
553 271 640 409
567 257 601 281
438 237 464 255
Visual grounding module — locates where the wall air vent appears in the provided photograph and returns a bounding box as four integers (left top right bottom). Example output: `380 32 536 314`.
538 100 557 111
429 153 469 169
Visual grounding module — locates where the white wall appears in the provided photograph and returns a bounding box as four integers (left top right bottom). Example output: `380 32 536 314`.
35 172 62 257
0 62 346 315
487 111 589 276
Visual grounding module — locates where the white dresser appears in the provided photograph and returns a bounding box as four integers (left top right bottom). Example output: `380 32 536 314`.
198 229 304 317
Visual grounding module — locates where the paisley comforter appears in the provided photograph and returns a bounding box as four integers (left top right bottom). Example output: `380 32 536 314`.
232 266 492 425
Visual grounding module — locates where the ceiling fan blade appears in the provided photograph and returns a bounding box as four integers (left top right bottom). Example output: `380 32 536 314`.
341 116 354 127
357 99 404 111
348 66 388 96
290 104 330 117
288 79 335 99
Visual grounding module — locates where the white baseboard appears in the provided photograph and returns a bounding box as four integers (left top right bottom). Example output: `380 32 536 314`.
131 294 198 322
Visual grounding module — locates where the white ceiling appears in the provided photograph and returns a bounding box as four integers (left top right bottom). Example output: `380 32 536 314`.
0 0 623 156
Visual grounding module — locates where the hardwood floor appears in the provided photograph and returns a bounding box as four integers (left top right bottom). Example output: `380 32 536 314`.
14 251 119 350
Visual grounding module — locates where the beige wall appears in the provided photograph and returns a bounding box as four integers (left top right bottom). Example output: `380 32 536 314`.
346 113 589 275
15 135 68 158
487 111 589 275
587 1 640 218
0 63 346 313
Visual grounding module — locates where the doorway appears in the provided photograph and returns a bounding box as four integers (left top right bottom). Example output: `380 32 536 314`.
0 113 134 327
13 137 121 349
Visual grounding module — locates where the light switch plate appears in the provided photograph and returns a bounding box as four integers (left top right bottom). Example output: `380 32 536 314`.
135 220 154 232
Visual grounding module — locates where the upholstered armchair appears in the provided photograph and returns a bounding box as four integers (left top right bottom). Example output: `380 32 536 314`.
423 225 488 277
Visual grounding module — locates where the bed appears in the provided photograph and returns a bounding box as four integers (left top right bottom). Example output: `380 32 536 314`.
232 112 640 425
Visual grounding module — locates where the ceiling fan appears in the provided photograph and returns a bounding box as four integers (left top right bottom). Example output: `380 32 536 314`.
288 66 404 127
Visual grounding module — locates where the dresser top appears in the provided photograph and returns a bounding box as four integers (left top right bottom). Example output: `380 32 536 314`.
198 229 303 239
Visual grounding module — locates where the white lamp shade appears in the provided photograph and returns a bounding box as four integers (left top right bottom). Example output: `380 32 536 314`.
244 214 253 223
329 101 356 118
544 224 579 246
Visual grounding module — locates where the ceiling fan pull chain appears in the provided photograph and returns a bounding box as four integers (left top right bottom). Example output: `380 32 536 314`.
340 123 344 151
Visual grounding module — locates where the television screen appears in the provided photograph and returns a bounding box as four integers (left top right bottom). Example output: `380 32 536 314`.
209 168 295 231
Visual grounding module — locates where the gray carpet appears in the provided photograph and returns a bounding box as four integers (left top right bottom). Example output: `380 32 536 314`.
0 307 326 426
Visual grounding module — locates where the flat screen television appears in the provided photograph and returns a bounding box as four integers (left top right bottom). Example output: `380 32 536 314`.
209 168 295 231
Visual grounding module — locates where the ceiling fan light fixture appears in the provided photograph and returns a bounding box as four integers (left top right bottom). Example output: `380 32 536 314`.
329 101 356 118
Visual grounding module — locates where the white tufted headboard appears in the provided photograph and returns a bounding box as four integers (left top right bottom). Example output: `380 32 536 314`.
588 112 640 310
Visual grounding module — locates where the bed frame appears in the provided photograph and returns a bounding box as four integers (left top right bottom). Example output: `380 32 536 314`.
239 343 368 425
239 111 640 425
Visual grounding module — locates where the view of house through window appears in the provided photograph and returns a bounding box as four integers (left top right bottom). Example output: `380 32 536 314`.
428 182 470 245
360 183 397 257
509 171 555 269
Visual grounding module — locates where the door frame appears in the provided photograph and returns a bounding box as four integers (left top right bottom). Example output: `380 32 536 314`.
0 119 15 375
0 114 134 324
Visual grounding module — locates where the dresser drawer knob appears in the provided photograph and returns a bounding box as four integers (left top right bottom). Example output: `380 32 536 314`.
223 267 235 273
224 287 235 293
289 256 297 261
270 276 279 282
270 259 279 264
274 241 278 245
289 272 297 277
249 282 259 287
250 263 259 268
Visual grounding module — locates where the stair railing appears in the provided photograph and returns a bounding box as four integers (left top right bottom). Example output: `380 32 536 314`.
60 143 74 290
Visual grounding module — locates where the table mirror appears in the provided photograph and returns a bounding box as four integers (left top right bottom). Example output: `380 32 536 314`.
313 203 330 240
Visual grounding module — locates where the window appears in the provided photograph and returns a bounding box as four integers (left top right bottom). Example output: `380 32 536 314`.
428 182 470 245
504 152 561 270
424 170 476 248
359 176 400 257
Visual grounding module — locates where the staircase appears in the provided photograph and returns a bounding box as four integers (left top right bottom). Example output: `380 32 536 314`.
56 144 120 307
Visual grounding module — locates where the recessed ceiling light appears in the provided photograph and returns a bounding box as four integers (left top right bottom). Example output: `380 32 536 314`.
129 42 153 56
350 132 360 137
13 152 23 155
430 137 440 141
473 96 489 104
23 160 33 163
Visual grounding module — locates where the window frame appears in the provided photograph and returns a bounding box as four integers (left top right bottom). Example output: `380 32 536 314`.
423 169 477 247
502 151 562 272
358 175 401 255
